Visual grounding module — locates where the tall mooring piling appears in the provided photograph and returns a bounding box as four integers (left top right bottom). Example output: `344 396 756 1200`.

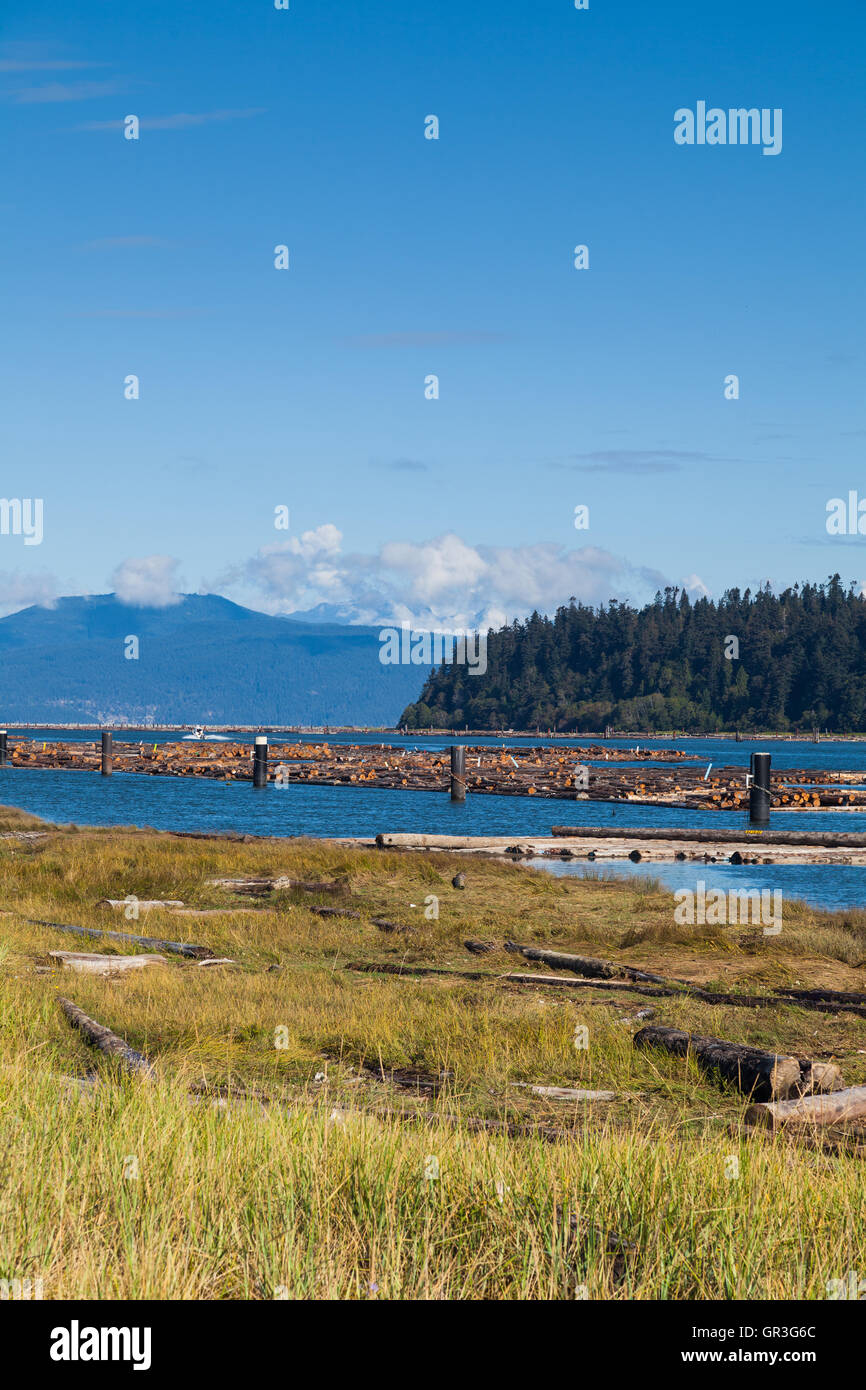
100 731 113 776
450 744 466 802
749 751 771 825
253 735 268 788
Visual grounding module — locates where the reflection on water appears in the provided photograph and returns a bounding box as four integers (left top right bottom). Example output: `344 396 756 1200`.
526 857 866 913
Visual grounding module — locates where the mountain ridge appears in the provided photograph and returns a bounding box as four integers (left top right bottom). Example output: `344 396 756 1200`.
0 594 424 725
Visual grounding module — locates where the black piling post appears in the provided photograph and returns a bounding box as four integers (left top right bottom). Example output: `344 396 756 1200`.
450 744 466 802
749 751 771 825
253 735 268 788
0 730 6 767
101 731 113 776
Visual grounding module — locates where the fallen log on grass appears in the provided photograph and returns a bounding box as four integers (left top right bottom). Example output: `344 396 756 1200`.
776 986 866 1007
528 1085 637 1101
346 961 488 981
745 1085 866 1130
634 1024 801 1100
501 942 866 1017
57 997 155 1078
504 972 675 997
49 950 167 976
170 907 259 917
23 916 212 959
206 876 340 895
345 961 674 996
798 1060 844 1095
288 880 347 894
206 876 294 895
308 905 360 919
504 941 674 985
98 898 184 911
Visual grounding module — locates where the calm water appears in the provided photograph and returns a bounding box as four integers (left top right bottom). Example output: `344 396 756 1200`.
2 755 866 910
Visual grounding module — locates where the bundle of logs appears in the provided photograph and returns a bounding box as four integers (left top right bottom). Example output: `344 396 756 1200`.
5 739 866 808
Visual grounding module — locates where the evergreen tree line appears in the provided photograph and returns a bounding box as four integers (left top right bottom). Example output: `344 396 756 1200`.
399 577 866 732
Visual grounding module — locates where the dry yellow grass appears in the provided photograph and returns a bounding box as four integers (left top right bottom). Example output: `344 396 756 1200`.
0 814 864 1299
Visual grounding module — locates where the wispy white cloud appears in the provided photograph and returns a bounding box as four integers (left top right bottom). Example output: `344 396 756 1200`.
234 526 668 631
76 107 265 131
556 449 741 474
111 556 182 608
0 59 104 72
0 569 57 617
13 79 123 104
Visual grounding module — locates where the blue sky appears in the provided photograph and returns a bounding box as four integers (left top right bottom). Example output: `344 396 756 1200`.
2 0 865 629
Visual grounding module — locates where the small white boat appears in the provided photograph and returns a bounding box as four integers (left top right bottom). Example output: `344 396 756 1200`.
181 726 230 742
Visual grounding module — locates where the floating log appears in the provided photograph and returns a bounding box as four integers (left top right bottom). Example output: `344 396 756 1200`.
49 950 167 976
745 1085 866 1130
634 1024 801 1100
57 996 155 1078
24 915 212 959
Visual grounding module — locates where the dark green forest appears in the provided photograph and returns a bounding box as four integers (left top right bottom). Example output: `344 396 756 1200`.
399 577 866 733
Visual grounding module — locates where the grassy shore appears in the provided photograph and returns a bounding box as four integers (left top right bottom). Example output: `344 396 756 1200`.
0 811 864 1300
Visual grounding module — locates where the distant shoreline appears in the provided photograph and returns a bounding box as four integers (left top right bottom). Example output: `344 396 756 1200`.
0 724 864 743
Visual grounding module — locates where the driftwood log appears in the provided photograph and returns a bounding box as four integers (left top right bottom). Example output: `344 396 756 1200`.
798 1060 844 1095
49 951 167 976
98 899 184 911
346 961 488 980
504 941 673 985
206 876 293 895
776 986 866 1007
634 1024 801 1100
745 1085 866 1130
24 916 211 959
57 997 155 1078
551 824 866 849
500 941 866 1018
503 972 675 997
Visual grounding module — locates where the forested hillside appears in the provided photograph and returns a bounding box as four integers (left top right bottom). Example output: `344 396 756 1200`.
400 577 866 732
